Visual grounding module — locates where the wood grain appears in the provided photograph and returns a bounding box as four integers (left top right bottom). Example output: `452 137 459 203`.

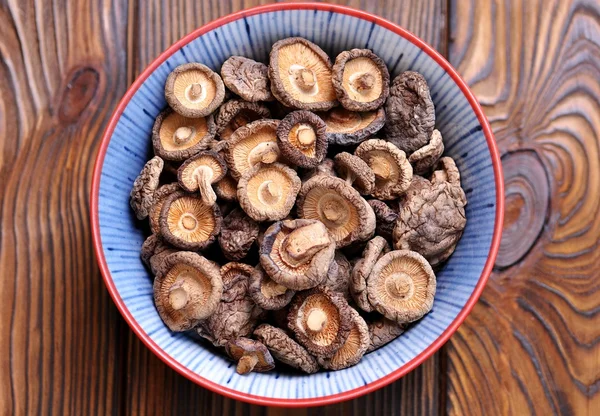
447 0 600 414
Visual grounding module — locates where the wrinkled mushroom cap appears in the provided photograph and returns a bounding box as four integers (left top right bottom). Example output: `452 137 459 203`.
318 107 385 146
431 156 462 189
153 251 223 331
296 175 375 248
165 63 225 118
323 251 352 298
334 152 375 195
366 316 406 353
248 266 295 310
409 129 444 175
215 99 271 141
254 324 319 374
218 208 259 261
367 199 399 243
302 158 337 181
260 219 335 290
355 139 413 200
141 234 177 275
130 156 164 220
277 110 328 168
237 162 301 222
221 56 275 102
226 119 281 179
225 337 275 374
178 151 227 206
214 174 238 201
367 250 436 323
350 236 390 313
149 183 181 234
317 307 369 370
332 49 390 112
268 37 337 111
152 108 216 161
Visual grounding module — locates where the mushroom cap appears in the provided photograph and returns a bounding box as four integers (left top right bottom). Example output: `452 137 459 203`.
366 250 436 323
149 183 181 234
317 107 385 146
431 156 462 189
350 236 390 313
218 208 260 261
225 337 275 374
130 156 164 220
268 37 338 111
322 251 352 298
248 266 295 310
366 316 406 353
214 174 238 201
165 63 225 118
177 150 227 192
332 49 390 112
287 286 353 357
153 251 223 331
277 110 328 168
409 129 444 175
215 99 271 141
367 199 399 242
237 162 301 222
296 175 375 248
221 56 275 102
152 108 216 161
334 152 375 195
225 119 281 180
355 139 413 200
140 234 177 275
301 158 337 181
317 307 370 370
260 219 335 290
159 191 222 250
382 71 435 153
253 324 319 374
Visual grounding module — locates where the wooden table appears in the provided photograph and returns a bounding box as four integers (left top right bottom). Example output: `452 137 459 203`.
1 0 598 414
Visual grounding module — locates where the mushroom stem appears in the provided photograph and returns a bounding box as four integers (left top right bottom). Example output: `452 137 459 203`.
174 126 195 145
306 309 328 332
296 125 316 147
270 283 289 296
194 167 217 206
293 68 317 91
322 204 343 223
168 286 189 311
282 222 331 265
236 354 259 375
370 158 392 180
258 180 282 204
352 72 376 92
386 272 413 299
249 142 279 165
343 171 356 186
187 83 203 101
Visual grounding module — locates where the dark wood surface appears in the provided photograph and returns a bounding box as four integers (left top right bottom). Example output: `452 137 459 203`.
0 0 598 415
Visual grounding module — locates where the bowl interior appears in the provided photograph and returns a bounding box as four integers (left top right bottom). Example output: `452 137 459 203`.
95 7 498 402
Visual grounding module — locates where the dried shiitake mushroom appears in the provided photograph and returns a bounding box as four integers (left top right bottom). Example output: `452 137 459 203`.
268 37 337 111
218 208 259 261
332 49 390 112
221 56 275 102
225 119 281 179
334 152 375 195
165 63 225 118
141 234 177 275
366 316 405 353
237 162 301 222
277 110 328 168
152 108 216 161
318 107 385 146
177 151 227 206
367 199 398 242
248 266 295 310
408 129 444 175
287 286 353 357
367 250 436 324
296 175 375 248
215 99 271 140
302 157 336 181
355 139 413 200
130 156 164 220
225 337 275 375
254 324 319 374
159 191 221 250
149 183 181 234
260 219 335 291
317 307 369 370
153 251 223 331
431 156 461 188
350 236 390 313
214 174 238 201
383 71 435 153
323 251 352 298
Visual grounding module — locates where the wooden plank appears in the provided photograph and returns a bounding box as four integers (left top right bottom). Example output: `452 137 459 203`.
0 0 130 415
446 1 600 414
125 1 447 415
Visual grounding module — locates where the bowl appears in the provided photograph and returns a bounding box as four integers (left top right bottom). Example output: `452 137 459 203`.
90 2 504 407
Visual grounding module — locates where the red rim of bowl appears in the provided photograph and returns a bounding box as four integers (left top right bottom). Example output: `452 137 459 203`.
90 2 504 408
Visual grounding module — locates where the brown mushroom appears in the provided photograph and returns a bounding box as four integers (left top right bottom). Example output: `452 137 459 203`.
149 183 181 234
317 107 385 146
225 337 275 375
260 219 335 291
215 99 271 140
130 156 164 220
317 307 369 370
153 251 223 331
367 250 436 323
237 162 301 222
159 191 221 250
152 108 216 161
301 158 336 181
221 56 275 102
332 49 390 112
268 37 337 111
225 119 281 179
366 316 406 353
165 63 225 118
141 234 177 275
218 208 260 261
248 266 295 310
333 152 375 195
276 110 328 168
322 251 352 298
177 151 227 206
355 139 413 200
214 174 238 201
253 324 319 374
430 156 462 188
382 71 435 153
350 236 390 313
367 199 398 242
296 175 375 247
408 129 444 175
287 286 353 357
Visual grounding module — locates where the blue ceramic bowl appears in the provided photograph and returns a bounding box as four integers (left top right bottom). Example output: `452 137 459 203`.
91 3 504 407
